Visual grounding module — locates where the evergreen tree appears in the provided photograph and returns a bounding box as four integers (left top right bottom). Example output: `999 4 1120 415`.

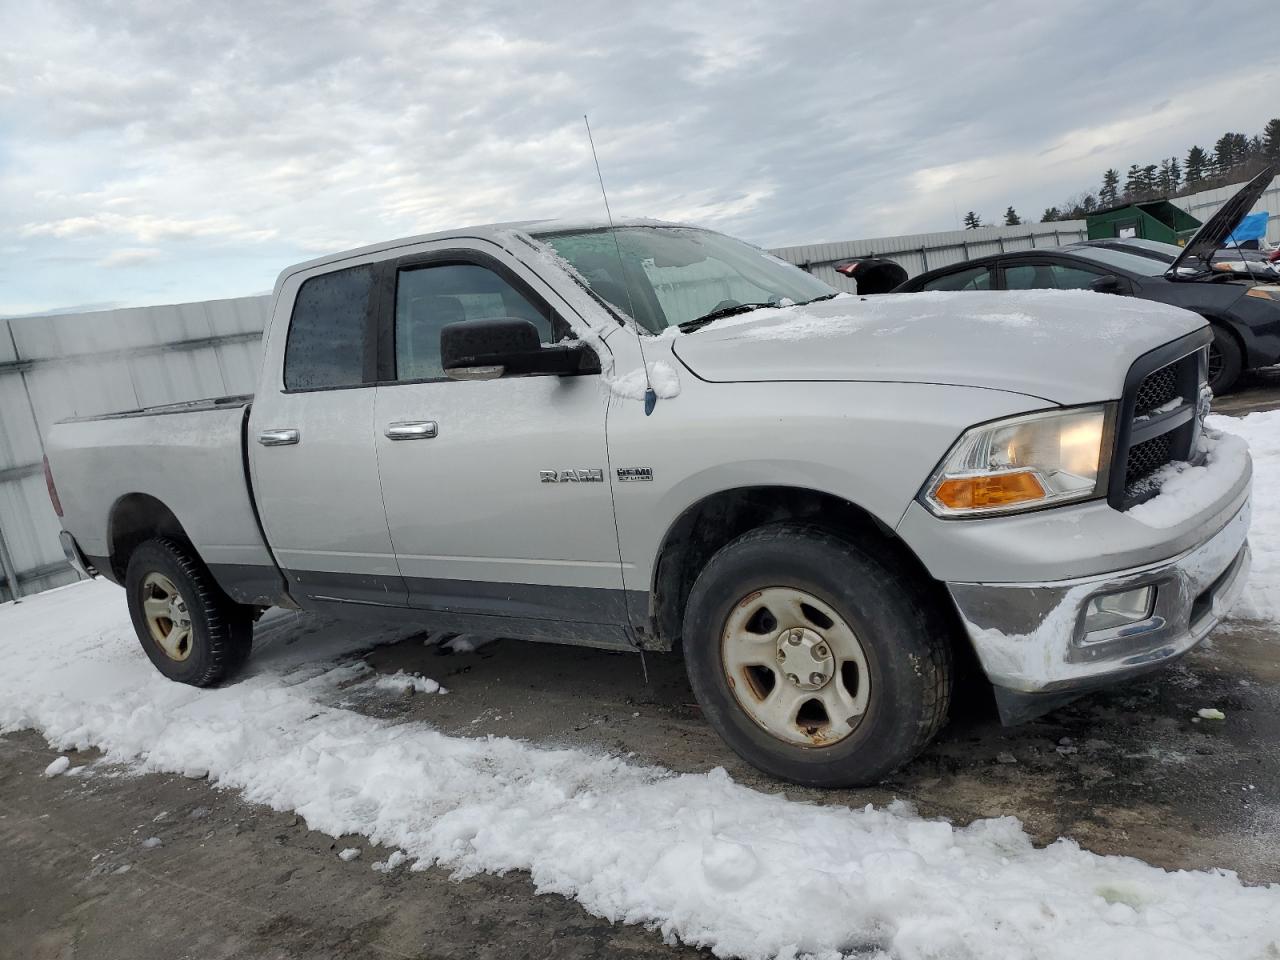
1081 194 1097 213
1264 118 1280 162
1124 164 1143 199
1041 207 1061 222
1214 133 1243 173
1185 145 1208 186
1099 169 1120 206
1140 164 1158 197
1168 157 1181 192
963 211 982 230
1004 206 1021 226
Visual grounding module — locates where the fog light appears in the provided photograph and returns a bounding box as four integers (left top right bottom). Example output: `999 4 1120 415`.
1084 586 1155 633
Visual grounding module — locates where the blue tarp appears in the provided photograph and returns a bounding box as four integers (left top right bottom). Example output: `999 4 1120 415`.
1226 210 1270 247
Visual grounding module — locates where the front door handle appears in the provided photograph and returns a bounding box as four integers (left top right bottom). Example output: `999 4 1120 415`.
258 428 300 446
385 420 438 441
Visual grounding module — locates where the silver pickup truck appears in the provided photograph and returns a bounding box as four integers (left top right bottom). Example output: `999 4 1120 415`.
44 219 1252 786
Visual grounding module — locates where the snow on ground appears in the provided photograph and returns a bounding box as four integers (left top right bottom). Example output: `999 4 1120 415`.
2 413 1279 959
3 579 1279 959
372 670 445 695
1210 410 1280 619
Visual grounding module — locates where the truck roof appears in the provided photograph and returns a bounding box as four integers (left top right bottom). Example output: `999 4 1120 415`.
274 216 688 291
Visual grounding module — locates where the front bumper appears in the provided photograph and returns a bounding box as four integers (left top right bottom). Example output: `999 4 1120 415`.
947 496 1251 722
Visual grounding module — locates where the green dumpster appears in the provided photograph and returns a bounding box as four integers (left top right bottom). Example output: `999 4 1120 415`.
1086 199 1201 246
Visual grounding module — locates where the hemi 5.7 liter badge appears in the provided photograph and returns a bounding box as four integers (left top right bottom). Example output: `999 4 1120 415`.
616 467 653 482
540 468 604 483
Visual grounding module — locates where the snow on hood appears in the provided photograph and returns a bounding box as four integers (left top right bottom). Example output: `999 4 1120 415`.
670 290 1206 405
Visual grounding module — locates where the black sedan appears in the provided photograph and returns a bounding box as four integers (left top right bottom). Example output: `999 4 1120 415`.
894 168 1280 392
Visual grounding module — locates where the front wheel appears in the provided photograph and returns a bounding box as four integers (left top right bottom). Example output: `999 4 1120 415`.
125 538 253 686
682 524 952 787
1207 325 1243 394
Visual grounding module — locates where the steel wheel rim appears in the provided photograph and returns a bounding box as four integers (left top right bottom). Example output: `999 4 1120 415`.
1208 345 1224 383
141 572 194 661
720 586 870 748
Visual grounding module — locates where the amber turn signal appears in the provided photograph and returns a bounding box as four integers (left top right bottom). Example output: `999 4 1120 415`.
932 471 1046 510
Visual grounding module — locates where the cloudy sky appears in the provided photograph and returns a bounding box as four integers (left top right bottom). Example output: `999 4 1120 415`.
2 1 1278 316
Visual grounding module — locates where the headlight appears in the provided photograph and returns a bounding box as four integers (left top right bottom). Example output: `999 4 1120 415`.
923 405 1114 517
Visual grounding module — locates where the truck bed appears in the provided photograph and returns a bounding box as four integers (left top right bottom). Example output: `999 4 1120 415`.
45 394 286 607
58 394 254 424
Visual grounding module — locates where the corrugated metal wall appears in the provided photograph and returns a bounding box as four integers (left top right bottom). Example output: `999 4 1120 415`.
769 221 1089 292
1172 180 1280 246
0 295 270 602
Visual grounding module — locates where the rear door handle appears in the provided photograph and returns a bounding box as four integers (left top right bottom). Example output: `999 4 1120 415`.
258 428 300 446
385 420 438 441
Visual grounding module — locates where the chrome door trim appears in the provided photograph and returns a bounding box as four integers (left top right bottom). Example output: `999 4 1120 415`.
385 421 439 440
257 428 300 446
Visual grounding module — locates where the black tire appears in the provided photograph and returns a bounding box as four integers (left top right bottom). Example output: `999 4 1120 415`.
1208 324 1243 395
683 523 952 788
125 538 253 686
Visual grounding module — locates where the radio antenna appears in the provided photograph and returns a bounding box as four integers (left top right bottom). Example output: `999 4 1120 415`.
584 114 657 416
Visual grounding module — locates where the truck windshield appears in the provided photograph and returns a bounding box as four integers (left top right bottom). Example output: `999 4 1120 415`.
533 226 837 334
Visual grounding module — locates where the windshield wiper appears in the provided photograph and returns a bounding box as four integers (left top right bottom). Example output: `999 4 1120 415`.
677 293 841 334
678 301 779 333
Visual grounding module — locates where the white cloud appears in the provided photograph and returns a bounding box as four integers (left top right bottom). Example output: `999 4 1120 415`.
1 0 1277 312
96 247 162 268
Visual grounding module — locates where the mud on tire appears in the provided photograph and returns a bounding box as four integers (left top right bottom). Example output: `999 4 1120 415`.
125 537 253 686
682 523 953 788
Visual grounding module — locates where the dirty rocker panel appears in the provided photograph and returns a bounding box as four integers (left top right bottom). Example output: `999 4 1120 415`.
279 567 645 650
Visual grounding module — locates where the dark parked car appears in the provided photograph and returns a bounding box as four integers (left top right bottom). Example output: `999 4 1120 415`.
894 168 1280 392
832 257 908 294
1088 237 1279 281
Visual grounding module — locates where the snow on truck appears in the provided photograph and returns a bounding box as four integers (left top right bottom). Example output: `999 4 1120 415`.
44 217 1251 787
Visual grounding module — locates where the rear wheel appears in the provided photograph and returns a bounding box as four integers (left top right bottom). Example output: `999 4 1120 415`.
125 538 253 686
1207 324 1243 394
682 524 952 787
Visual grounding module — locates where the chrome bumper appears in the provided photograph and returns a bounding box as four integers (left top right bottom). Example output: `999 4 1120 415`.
59 530 98 579
947 497 1251 715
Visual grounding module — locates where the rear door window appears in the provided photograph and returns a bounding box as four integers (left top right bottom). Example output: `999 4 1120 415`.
283 265 375 390
920 265 992 292
1002 263 1056 290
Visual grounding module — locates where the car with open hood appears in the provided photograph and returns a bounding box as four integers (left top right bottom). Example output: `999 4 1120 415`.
894 167 1280 393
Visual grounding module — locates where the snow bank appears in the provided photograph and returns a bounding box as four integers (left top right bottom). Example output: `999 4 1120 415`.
2 582 1278 959
1209 410 1280 619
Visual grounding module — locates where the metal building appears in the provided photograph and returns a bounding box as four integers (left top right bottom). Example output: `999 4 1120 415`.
769 221 1088 291
0 296 270 602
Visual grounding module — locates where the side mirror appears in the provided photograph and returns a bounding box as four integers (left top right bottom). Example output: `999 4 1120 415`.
1090 275 1123 294
440 318 599 380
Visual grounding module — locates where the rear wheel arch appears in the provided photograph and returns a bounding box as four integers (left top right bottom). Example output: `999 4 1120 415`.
107 493 192 583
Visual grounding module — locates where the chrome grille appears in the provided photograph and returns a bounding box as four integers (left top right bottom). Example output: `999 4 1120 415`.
1124 433 1174 491
1133 366 1178 416
1114 345 1205 509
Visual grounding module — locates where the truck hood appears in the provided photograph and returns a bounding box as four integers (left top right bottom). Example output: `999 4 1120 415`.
669 290 1205 405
